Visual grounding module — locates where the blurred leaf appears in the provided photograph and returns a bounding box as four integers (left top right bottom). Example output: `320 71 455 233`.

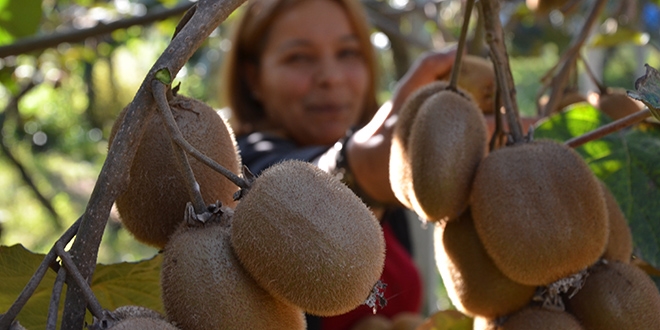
534 105 660 270
421 309 473 330
628 64 660 121
590 27 650 48
0 0 42 45
0 244 163 329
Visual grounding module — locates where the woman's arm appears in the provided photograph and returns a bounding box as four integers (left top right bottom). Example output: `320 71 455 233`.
346 49 457 205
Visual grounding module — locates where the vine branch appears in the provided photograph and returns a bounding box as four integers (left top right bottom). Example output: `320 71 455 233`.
565 108 652 148
60 0 247 328
0 1 195 58
448 0 475 91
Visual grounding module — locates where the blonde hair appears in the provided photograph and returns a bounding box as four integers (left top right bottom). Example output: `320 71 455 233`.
221 0 379 136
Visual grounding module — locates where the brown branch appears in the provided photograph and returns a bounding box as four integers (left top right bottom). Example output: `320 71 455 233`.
565 108 651 148
0 1 195 58
540 0 606 117
55 242 104 320
60 0 247 328
448 0 475 91
481 0 524 143
0 218 80 329
152 81 206 213
46 268 67 330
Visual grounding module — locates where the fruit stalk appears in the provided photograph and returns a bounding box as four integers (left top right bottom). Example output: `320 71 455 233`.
480 0 524 143
448 0 475 91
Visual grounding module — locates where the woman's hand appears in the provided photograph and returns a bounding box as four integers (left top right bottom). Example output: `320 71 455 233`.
347 47 457 206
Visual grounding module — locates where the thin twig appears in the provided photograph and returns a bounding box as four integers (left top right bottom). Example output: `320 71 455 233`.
541 0 607 117
579 53 607 94
60 1 248 327
565 108 651 148
481 0 524 143
152 82 249 190
0 1 195 58
151 81 207 213
55 242 104 320
0 218 80 329
46 267 67 330
448 0 475 90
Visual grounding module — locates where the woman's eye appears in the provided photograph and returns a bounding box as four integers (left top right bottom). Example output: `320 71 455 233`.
339 48 362 59
285 53 313 63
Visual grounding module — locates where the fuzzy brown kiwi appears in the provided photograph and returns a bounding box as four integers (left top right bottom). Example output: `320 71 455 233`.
109 95 242 248
566 260 660 329
599 181 633 262
408 89 488 222
434 208 536 318
597 88 643 121
350 314 393 330
476 306 584 330
89 306 179 330
438 55 497 113
391 312 425 330
161 208 306 329
471 139 609 286
390 81 450 209
231 160 385 316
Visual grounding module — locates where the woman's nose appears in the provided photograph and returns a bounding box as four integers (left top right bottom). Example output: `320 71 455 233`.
315 57 344 87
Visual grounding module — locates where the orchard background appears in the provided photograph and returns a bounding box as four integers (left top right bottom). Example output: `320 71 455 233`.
0 0 658 328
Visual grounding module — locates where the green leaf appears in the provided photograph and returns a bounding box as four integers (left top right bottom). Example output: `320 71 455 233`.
534 105 660 269
0 0 42 45
155 68 172 85
590 27 650 48
0 244 163 329
628 64 660 121
423 309 473 330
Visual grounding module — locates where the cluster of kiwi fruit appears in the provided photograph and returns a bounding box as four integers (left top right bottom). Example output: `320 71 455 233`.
389 70 660 328
110 93 386 328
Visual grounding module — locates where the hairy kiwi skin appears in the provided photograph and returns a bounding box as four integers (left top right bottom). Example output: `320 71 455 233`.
409 90 488 222
474 307 584 330
89 306 179 330
567 260 660 330
109 317 180 330
597 88 643 121
434 209 536 318
350 314 392 330
161 218 306 329
390 81 449 209
438 55 496 113
109 95 241 248
231 160 385 316
599 181 633 262
471 140 609 286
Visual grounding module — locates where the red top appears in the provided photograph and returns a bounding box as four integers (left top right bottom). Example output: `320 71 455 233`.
320 221 423 329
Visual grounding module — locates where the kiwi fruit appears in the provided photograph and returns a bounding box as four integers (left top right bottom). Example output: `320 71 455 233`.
407 89 489 222
391 312 425 330
599 181 633 263
161 210 306 329
88 306 179 330
434 209 536 318
350 314 392 330
597 88 643 121
438 55 497 113
474 306 584 330
390 81 450 209
417 310 473 330
566 260 660 329
471 139 609 286
109 94 242 248
231 160 385 316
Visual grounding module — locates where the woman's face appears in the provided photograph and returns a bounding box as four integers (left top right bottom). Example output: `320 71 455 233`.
250 0 370 146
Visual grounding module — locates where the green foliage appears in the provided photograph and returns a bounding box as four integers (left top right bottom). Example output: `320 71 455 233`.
534 104 660 271
422 309 473 330
590 27 651 48
0 0 42 45
0 244 163 329
628 64 660 121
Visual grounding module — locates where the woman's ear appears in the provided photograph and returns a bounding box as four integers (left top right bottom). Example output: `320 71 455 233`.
245 63 262 101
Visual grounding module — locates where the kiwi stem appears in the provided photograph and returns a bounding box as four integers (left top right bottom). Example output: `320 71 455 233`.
47 268 67 330
152 81 207 213
481 0 524 143
54 241 105 321
151 81 250 192
0 218 80 330
540 0 607 117
447 0 475 91
565 108 651 148
579 54 608 94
